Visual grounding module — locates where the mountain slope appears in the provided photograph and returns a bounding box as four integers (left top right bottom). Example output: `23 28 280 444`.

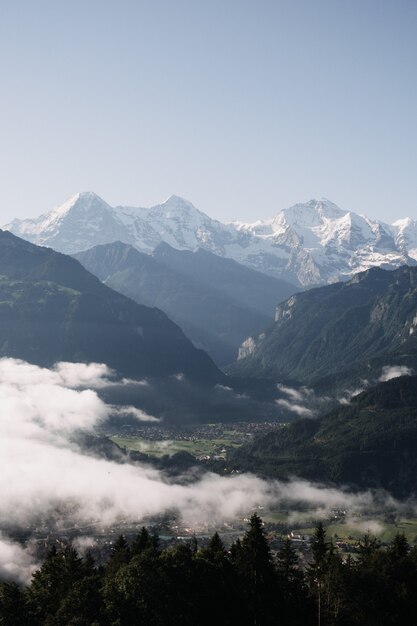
153 242 297 318
5 193 417 286
0 229 222 383
229 375 417 496
230 264 417 385
75 241 295 365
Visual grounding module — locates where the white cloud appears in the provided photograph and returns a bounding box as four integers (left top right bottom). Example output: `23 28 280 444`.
275 398 314 417
0 358 114 389
276 384 314 403
337 387 365 405
112 405 160 422
0 358 277 534
53 361 115 388
379 365 414 382
0 535 38 584
215 384 233 392
72 536 96 556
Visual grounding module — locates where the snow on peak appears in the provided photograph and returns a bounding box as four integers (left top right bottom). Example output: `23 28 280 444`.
3 192 417 286
267 199 348 246
390 216 417 261
277 198 346 226
153 195 209 221
47 191 112 220
161 194 195 208
3 192 128 254
158 195 197 215
392 216 415 229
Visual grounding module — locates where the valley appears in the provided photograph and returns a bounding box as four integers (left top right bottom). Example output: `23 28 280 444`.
1 220 417 625
108 422 284 461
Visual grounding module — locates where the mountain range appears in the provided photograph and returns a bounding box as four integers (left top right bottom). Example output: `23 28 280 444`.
74 241 297 365
5 192 417 286
3 192 417 491
0 228 296 423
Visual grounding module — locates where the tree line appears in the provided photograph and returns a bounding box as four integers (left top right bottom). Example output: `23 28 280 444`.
1 514 417 625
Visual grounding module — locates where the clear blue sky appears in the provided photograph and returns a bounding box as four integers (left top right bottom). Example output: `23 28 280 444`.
1 0 417 223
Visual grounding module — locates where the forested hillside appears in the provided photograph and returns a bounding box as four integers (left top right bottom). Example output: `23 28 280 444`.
0 229 221 382
229 375 417 496
231 265 417 387
2 516 417 626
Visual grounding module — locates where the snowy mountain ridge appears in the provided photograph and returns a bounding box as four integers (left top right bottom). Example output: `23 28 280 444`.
4 193 417 286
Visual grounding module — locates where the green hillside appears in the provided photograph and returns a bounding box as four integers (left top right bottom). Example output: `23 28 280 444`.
229 375 417 496
229 265 417 388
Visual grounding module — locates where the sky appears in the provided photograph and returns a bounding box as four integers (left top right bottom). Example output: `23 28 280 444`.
1 0 417 224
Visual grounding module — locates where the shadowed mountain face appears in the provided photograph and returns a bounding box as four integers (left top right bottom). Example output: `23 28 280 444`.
230 265 417 387
74 241 298 365
229 375 417 497
153 243 298 317
0 230 222 383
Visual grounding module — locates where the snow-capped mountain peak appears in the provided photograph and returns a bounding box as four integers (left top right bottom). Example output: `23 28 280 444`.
50 191 113 219
392 216 414 228
4 192 131 254
161 194 195 210
270 199 345 241
148 194 209 221
390 216 417 261
280 198 345 224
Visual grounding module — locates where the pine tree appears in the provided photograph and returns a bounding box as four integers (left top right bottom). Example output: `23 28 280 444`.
190 533 198 555
356 533 379 566
240 513 276 625
131 527 152 556
277 538 301 589
0 582 29 626
307 523 330 626
28 545 85 622
276 538 308 626
229 537 243 564
201 532 227 565
106 534 130 575
389 532 409 559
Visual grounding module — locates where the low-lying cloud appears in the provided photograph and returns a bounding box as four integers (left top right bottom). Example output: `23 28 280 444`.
112 405 160 422
275 398 314 417
275 383 327 417
337 366 414 405
1 358 416 583
276 384 314 403
0 535 38 584
379 365 414 382
337 382 368 406
0 358 279 579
